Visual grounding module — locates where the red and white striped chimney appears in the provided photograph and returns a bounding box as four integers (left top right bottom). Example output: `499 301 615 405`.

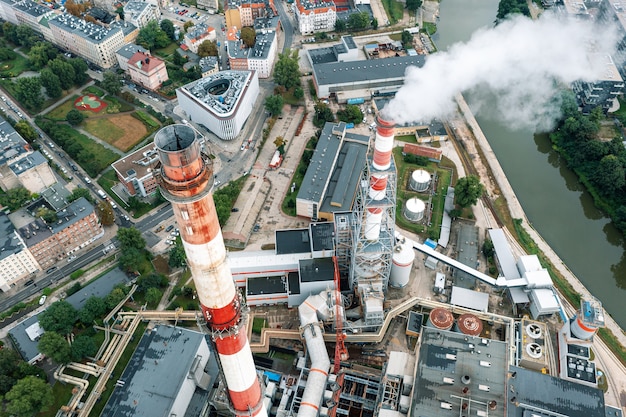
364 115 394 241
155 125 267 417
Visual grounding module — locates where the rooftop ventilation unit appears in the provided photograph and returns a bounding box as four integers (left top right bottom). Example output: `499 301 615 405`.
526 323 543 339
526 343 543 359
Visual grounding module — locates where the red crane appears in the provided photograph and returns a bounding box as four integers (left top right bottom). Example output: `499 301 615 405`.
333 256 348 374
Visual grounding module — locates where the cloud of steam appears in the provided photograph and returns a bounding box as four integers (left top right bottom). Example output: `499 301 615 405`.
383 13 619 131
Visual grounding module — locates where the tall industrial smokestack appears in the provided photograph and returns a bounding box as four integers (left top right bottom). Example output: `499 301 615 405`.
364 115 395 241
154 125 267 417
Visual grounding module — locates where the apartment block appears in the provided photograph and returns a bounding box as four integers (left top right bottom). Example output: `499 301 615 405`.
111 142 160 198
0 212 40 292
293 0 336 34
127 51 169 90
124 1 161 29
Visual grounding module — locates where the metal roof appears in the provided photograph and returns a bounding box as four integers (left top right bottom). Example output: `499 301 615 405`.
453 224 479 288
64 268 130 310
299 257 335 282
450 286 490 312
413 327 508 417
247 276 287 295
102 325 208 417
507 366 605 417
313 55 426 87
0 212 22 261
310 222 335 252
276 228 311 254
488 228 520 280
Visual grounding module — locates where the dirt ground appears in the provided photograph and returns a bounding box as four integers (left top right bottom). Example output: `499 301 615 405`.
84 113 148 152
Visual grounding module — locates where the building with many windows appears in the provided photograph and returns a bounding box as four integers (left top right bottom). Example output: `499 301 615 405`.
12 0 54 32
0 117 36 191
0 212 40 292
183 23 217 54
293 0 336 34
226 30 277 78
116 43 149 70
123 0 161 29
48 14 125 68
225 0 277 29
572 54 624 114
6 151 56 194
127 51 169 91
176 70 260 140
111 142 160 198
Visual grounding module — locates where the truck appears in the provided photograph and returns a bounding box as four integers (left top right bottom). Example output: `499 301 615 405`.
346 122 355 129
347 97 365 105
269 150 283 169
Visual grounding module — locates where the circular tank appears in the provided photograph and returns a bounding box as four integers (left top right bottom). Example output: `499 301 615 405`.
409 169 431 192
390 242 415 288
404 198 425 222
570 314 598 341
454 313 483 336
427 308 454 330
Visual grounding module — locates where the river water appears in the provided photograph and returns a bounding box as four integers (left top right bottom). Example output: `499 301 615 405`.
432 0 626 328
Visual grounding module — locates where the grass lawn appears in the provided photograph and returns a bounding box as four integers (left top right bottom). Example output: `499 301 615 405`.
380 0 404 24
83 85 105 97
83 118 126 143
0 53 31 77
98 169 127 208
45 95 83 120
154 42 179 60
395 134 417 144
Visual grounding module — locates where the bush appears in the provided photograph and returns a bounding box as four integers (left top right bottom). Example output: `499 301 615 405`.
70 269 85 279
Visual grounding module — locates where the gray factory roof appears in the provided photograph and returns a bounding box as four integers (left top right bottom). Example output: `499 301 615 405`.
606 406 623 417
276 228 311 254
0 119 30 167
8 313 44 363
49 14 122 43
102 325 207 417
178 70 252 115
13 0 51 17
450 286 489 312
247 276 287 295
412 327 508 417
41 183 71 211
116 43 148 59
488 228 519 280
453 223 479 288
9 151 47 175
18 197 95 247
319 132 369 214
299 257 335 282
0 212 22 261
507 366 605 417
310 222 335 252
297 122 347 204
64 268 130 310
313 55 426 87
308 44 346 65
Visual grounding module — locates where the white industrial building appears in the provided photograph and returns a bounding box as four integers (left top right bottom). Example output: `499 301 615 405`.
176 70 260 140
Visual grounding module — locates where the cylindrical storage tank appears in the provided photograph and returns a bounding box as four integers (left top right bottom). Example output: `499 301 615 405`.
410 169 431 192
454 313 483 336
390 243 415 288
570 315 598 341
427 308 454 331
399 395 411 414
404 197 425 222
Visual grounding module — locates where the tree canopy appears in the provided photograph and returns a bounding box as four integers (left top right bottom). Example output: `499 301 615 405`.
38 332 72 364
0 187 31 211
168 243 186 269
137 20 171 50
15 76 43 111
265 94 284 117
313 102 335 127
0 349 41 395
496 0 530 21
38 300 77 334
71 335 98 361
348 12 371 30
454 175 484 208
4 376 54 417
274 50 300 90
97 201 115 226
68 187 93 204
117 227 146 251
406 0 422 12
160 19 176 40
241 27 256 48
197 40 218 57
40 68 62 99
66 109 85 125
14 120 37 142
78 296 107 324
102 70 122 95
336 104 363 124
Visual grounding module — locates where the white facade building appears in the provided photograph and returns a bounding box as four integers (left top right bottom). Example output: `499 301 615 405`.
293 0 336 34
0 213 40 292
124 1 161 29
176 70 260 140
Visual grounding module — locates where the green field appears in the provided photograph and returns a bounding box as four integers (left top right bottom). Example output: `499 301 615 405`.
45 95 82 120
83 118 126 143
0 53 30 77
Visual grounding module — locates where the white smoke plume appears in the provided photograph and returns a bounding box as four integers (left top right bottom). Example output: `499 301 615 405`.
383 13 619 131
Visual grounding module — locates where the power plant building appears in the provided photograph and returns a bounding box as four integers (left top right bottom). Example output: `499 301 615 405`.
176 70 260 140
296 122 369 221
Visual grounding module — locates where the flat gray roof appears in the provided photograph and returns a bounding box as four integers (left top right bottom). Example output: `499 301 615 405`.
49 14 122 43
507 366 605 417
13 0 51 17
310 222 335 252
102 325 207 417
450 286 489 312
320 139 368 214
116 43 148 60
64 268 130 310
247 276 287 295
9 151 47 175
8 313 43 363
313 55 426 87
453 224 479 288
0 118 30 166
276 229 310 254
41 183 71 211
299 257 335 283
488 228 520 280
413 327 508 417
0 212 21 261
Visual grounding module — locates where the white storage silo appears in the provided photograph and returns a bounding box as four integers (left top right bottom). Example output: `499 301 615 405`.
409 169 431 192
390 242 415 288
404 197 425 222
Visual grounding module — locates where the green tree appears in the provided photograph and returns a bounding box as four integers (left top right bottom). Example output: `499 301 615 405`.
137 20 171 50
274 49 300 90
454 175 484 208
119 247 143 273
97 201 115 226
168 243 187 268
336 104 363 124
183 20 194 32
335 19 346 32
68 187 93 203
0 349 41 395
594 154 625 197
160 19 176 40
482 238 495 258
406 0 422 12
372 18 378 30
38 332 72 364
36 207 57 224
197 40 218 57
496 0 530 21
104 286 128 310
313 102 335 127
265 94 284 116
401 30 413 48
69 58 89 85
173 50 187 66
294 86 304 100
146 287 163 306
117 227 146 251
29 42 57 70
78 296 107 324
241 27 256 48
39 301 77 334
71 335 98 361
137 272 168 292
0 187 31 211
4 376 54 417
348 12 370 30
14 120 37 142
40 68 62 99
15 76 43 111
49 58 75 90
66 109 85 125
3 22 17 44
102 70 122 95
15 24 38 47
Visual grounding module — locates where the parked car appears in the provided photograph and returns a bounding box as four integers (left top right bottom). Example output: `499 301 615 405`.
166 225 174 232
39 295 47 305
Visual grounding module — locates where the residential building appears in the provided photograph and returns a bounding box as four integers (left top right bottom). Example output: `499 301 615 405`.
6 151 56 193
225 0 277 29
0 212 40 292
296 122 368 221
115 43 149 71
183 23 216 54
12 0 54 32
226 30 278 78
123 1 161 28
176 70 260 140
17 197 104 269
599 0 626 76
572 54 624 114
48 14 125 68
0 118 35 191
293 0 336 34
7 313 45 364
0 0 19 26
111 142 160 198
127 51 169 91
197 0 218 11
199 55 219 77
110 20 140 44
